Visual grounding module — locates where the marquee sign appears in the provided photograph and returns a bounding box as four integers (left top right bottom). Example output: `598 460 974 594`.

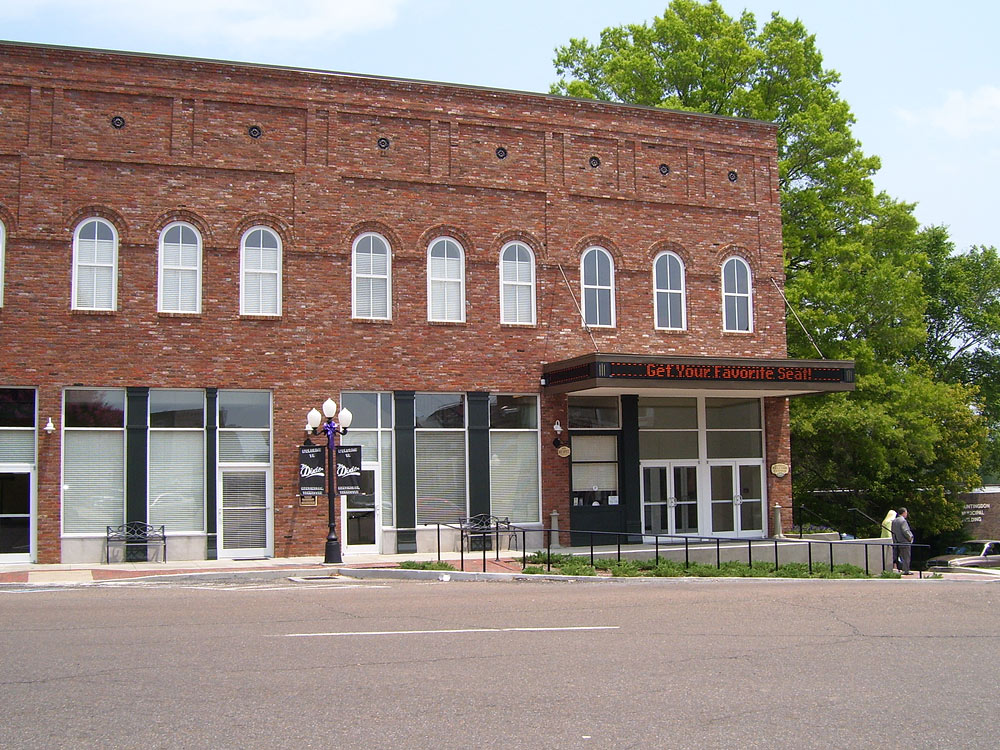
542 354 855 394
606 361 850 384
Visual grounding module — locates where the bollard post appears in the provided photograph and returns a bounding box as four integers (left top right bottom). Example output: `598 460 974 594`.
550 509 561 549
772 503 785 538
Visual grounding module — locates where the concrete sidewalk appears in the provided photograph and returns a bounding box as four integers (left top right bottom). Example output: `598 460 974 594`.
0 549 525 584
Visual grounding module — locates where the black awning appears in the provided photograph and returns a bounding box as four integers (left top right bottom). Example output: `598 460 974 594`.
542 353 855 396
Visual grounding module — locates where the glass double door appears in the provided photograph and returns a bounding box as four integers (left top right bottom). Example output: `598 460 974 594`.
642 463 699 539
642 461 764 539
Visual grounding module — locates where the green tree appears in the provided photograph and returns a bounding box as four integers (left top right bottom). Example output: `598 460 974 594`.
912 227 1000 476
551 0 985 534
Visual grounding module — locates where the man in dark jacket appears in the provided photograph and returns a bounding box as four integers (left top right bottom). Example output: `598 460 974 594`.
891 507 914 574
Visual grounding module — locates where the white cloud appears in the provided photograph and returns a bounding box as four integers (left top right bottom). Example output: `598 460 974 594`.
897 85 1000 138
2 0 407 45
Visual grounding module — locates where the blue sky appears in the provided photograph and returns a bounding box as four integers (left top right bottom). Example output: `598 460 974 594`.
2 0 996 252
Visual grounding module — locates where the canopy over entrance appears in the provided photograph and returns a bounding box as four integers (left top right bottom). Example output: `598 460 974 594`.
542 354 855 398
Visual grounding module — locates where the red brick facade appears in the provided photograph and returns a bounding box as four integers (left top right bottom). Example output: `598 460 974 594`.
0 42 814 563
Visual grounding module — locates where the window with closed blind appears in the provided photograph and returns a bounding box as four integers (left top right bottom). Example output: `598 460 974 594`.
158 222 202 314
499 242 536 325
414 393 466 524
148 390 205 532
0 388 35 463
653 251 686 330
240 227 281 316
427 237 465 322
581 246 615 328
489 395 539 522
722 256 752 332
72 218 118 311
62 389 125 534
352 233 391 320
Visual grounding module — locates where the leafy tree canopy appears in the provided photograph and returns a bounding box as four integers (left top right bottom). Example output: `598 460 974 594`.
551 0 987 536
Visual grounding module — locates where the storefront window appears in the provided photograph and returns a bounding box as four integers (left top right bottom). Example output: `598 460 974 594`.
489 395 539 522
63 389 125 534
568 396 619 428
149 390 205 532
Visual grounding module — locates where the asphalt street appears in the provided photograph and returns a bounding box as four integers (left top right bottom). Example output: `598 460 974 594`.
1 576 996 749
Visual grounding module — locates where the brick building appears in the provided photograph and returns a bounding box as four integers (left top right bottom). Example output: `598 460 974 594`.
0 42 853 564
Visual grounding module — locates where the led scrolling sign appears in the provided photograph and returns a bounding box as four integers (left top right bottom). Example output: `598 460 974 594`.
544 359 855 388
610 361 850 383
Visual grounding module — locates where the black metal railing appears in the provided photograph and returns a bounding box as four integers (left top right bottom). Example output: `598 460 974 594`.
415 522 927 578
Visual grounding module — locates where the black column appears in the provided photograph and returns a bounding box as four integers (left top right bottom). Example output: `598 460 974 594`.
205 388 218 560
620 394 642 539
125 387 149 524
467 392 491 517
394 391 416 553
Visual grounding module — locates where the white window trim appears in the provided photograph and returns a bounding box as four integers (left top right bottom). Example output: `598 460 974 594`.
580 246 616 328
352 232 392 320
653 250 687 331
721 256 753 332
157 221 203 314
499 241 537 325
240 226 282 317
71 218 118 311
427 236 466 323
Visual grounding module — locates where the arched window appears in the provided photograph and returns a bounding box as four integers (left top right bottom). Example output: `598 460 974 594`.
499 241 536 325
722 256 752 332
72 218 118 311
427 237 465 322
352 232 391 320
240 227 281 316
581 246 615 328
653 251 686 330
158 222 202 314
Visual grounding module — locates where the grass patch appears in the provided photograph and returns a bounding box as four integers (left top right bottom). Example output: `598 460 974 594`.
520 555 875 579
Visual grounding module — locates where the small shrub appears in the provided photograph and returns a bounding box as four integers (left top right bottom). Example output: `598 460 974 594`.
649 560 688 577
775 562 811 578
880 570 902 579
606 560 643 577
520 565 547 575
558 560 597 576
398 560 456 571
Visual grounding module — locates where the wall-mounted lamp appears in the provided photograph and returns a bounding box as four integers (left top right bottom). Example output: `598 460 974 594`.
553 420 571 457
44 418 55 434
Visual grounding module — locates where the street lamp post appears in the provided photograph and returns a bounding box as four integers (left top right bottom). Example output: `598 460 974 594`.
306 397 354 564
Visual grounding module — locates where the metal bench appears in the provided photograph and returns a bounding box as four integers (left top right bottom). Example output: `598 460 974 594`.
106 522 167 563
459 514 517 552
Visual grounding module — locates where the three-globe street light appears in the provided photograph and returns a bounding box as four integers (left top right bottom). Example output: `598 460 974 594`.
306 398 353 564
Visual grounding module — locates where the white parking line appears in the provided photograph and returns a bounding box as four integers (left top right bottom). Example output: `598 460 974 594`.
284 625 619 637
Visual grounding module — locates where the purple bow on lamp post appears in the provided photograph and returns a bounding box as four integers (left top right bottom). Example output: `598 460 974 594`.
305 398 354 563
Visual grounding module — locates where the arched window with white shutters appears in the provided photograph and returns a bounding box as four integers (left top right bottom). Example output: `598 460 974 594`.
653 251 686 330
581 246 615 328
72 218 118 311
353 232 391 320
427 237 465 322
158 222 202 314
499 241 535 325
240 227 281 316
722 256 752 332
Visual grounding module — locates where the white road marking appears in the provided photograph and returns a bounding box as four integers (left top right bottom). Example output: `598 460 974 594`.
284 625 619 637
